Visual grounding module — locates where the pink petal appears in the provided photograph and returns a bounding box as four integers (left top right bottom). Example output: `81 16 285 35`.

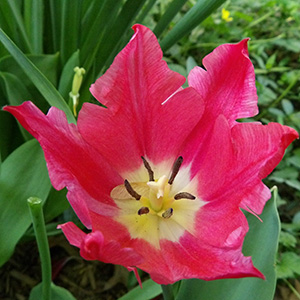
58 222 144 267
188 39 258 126
188 114 298 215
80 24 203 174
231 122 298 214
126 210 263 285
121 186 263 284
3 102 122 227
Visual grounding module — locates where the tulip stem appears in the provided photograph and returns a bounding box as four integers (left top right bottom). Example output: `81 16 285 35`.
161 284 174 300
27 197 52 300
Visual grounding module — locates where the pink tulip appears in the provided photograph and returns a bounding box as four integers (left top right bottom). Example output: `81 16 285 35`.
4 24 298 284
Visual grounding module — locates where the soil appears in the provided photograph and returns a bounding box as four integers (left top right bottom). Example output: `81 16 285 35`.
0 234 141 300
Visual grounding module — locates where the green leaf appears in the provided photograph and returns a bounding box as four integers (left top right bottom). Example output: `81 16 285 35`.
49 0 63 52
276 252 300 279
279 231 297 248
24 0 44 54
95 0 147 74
0 139 51 267
0 28 76 123
60 0 80 65
153 0 188 38
0 111 23 160
282 99 294 115
160 0 226 51
135 0 157 24
81 0 121 73
269 167 298 182
265 53 277 70
43 188 70 223
29 282 76 300
0 53 59 87
0 72 33 140
4 0 33 53
118 279 162 300
186 56 198 74
288 154 300 169
175 190 280 300
286 179 300 191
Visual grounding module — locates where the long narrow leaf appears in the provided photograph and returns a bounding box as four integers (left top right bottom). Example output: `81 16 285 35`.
0 1 17 43
49 0 63 52
81 0 122 72
160 0 226 51
0 72 33 140
0 28 76 123
0 139 51 267
80 0 103 42
5 0 33 53
153 0 188 38
60 0 81 65
135 0 157 24
95 0 148 74
29 0 44 54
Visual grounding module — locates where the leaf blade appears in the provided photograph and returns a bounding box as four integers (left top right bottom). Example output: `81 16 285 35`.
160 0 226 51
0 28 76 123
0 140 51 267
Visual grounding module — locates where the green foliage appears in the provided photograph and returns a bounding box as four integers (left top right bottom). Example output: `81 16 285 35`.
0 140 51 267
118 279 162 300
29 282 76 300
276 252 300 279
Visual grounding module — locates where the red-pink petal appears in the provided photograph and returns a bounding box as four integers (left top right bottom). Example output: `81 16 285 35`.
188 39 258 126
189 114 298 215
3 102 122 227
80 24 204 173
59 222 144 267
231 122 298 213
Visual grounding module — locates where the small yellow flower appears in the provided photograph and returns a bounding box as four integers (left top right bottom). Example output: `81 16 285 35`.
222 8 233 22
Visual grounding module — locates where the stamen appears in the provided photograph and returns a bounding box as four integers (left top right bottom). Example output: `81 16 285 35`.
162 208 173 219
168 156 183 184
174 192 196 200
141 156 154 181
124 179 141 200
138 207 150 215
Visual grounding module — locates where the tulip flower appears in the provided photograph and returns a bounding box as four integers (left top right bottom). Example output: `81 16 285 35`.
4 24 298 285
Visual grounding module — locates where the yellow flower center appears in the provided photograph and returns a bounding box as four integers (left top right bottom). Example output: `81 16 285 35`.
110 157 204 248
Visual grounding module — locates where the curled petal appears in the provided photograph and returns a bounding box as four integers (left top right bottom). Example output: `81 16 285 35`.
188 39 258 126
58 222 144 267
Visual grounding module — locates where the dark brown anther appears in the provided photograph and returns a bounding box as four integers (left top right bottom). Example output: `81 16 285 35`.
174 192 196 200
162 208 173 219
141 156 154 181
138 207 150 215
168 156 183 184
124 179 141 200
